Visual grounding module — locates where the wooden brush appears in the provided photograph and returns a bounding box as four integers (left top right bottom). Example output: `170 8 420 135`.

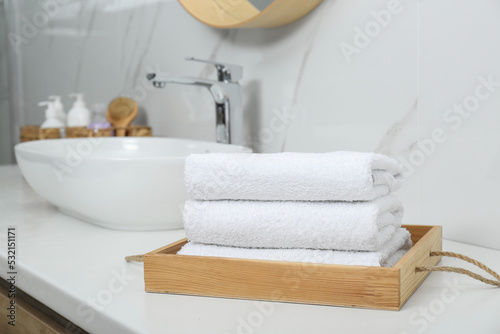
107 97 138 137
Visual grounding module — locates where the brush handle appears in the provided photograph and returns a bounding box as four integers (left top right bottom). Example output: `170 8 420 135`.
116 128 126 137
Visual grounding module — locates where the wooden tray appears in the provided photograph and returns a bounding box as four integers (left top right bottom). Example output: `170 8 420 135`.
144 225 442 310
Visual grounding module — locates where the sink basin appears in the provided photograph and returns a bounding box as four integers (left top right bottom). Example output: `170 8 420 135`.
15 137 251 230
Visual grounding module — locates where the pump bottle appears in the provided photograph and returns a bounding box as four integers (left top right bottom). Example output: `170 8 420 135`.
39 101 65 129
67 93 90 127
48 95 66 125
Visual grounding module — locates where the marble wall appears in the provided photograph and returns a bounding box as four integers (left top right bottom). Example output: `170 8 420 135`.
2 0 500 250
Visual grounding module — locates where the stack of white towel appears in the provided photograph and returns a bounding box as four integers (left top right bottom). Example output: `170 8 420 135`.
178 152 412 267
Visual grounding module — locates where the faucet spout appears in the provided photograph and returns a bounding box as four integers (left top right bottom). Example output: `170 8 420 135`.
147 73 216 89
146 58 244 145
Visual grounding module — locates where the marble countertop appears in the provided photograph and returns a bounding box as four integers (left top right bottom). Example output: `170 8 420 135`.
0 165 499 334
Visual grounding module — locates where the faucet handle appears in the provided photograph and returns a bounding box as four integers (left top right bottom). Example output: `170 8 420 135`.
185 57 243 83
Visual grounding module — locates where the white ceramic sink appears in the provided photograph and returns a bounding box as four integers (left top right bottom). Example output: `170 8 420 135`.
15 137 251 230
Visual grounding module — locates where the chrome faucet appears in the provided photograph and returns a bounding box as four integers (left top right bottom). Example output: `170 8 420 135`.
146 57 243 144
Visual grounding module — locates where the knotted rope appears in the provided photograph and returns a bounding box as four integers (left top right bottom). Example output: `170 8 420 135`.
416 251 500 287
125 254 144 262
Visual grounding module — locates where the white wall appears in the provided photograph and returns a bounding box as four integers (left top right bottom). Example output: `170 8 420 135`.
3 0 500 249
0 3 14 164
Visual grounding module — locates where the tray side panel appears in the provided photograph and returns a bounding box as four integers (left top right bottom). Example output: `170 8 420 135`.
399 226 442 307
145 255 401 310
402 225 432 246
146 238 188 255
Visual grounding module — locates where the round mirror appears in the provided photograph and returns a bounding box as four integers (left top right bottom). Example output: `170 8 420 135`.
249 0 274 11
178 0 323 29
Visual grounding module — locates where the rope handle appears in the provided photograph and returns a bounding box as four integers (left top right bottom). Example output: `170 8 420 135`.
416 251 500 287
125 254 144 262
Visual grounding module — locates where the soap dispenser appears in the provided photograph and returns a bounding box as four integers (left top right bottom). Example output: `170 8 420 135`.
88 103 111 130
39 101 65 129
48 95 66 125
67 93 91 127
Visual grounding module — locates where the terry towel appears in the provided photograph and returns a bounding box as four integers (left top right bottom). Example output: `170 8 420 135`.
183 195 404 251
178 228 412 267
185 151 404 201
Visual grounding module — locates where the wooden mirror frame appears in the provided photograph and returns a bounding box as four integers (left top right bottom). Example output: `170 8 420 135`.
178 0 324 29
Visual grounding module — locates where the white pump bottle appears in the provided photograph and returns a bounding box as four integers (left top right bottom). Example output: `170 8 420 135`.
48 95 66 125
39 101 65 129
67 93 91 127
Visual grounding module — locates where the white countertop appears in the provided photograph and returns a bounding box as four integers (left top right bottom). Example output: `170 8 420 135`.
0 165 499 334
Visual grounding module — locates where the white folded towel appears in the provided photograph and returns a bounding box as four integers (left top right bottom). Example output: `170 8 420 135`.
384 248 410 267
178 228 412 267
183 195 403 251
185 151 403 201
